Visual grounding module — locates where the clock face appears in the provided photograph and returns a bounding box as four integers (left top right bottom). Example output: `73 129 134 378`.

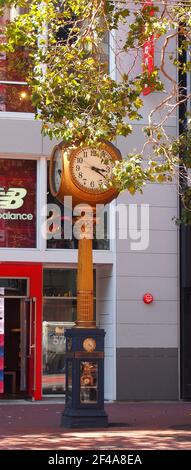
52 147 62 193
70 147 114 193
83 337 96 353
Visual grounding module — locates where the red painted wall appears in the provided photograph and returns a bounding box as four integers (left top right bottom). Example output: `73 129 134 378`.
0 262 43 400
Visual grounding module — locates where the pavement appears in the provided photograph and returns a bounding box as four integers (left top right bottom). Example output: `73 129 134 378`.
0 400 191 450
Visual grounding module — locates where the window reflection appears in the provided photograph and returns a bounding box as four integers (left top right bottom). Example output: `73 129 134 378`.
0 48 31 82
0 279 27 297
0 159 37 248
0 84 34 112
42 322 68 395
0 8 33 113
43 268 96 298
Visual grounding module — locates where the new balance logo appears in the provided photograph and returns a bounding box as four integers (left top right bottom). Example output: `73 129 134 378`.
0 188 27 210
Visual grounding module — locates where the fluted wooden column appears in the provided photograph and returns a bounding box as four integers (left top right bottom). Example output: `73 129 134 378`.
76 237 95 328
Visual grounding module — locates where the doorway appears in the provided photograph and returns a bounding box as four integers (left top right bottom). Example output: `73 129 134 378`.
0 297 36 399
2 297 32 399
0 265 43 400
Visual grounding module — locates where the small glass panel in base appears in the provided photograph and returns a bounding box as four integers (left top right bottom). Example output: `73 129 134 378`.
80 361 98 404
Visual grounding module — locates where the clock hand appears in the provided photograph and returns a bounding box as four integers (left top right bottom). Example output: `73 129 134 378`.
91 166 107 178
91 166 107 172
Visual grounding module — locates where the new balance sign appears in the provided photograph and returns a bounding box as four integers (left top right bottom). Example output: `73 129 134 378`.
0 212 33 220
0 187 27 209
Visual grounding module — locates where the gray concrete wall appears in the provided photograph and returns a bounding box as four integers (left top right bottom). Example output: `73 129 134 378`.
96 266 116 401
0 116 57 156
116 348 178 400
115 16 179 400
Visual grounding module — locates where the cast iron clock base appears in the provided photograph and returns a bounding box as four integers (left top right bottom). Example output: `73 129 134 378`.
61 328 108 429
61 408 108 428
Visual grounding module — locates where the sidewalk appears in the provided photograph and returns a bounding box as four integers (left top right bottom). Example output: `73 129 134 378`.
0 401 191 450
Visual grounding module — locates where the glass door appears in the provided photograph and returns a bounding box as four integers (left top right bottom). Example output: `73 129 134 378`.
20 298 36 397
0 279 29 396
0 289 4 393
0 278 35 398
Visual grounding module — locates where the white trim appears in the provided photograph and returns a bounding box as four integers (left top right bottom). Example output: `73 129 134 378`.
110 199 117 401
0 81 27 85
37 158 40 250
177 131 181 400
109 30 116 78
0 112 35 120
0 153 40 159
38 156 47 251
43 262 77 269
109 29 117 401
0 248 114 265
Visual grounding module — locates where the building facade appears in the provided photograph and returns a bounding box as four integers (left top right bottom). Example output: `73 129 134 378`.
0 5 188 402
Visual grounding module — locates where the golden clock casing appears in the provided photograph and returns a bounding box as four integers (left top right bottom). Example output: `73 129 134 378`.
49 140 122 207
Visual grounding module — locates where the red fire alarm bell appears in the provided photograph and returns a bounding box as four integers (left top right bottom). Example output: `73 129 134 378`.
143 293 153 304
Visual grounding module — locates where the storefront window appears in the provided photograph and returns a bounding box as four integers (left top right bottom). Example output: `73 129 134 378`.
0 279 28 297
0 159 37 248
0 8 34 113
0 6 109 114
46 162 110 250
0 83 34 113
0 291 4 393
42 321 69 395
44 269 77 298
42 268 96 395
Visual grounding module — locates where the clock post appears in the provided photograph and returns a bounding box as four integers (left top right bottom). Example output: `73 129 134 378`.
49 139 122 428
76 236 95 328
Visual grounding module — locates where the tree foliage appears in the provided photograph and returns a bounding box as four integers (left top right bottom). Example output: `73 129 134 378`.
0 0 191 203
